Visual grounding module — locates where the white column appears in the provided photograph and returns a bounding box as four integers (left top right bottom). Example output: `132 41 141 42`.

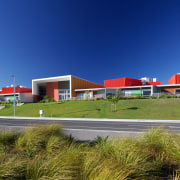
151 86 153 96
70 75 72 99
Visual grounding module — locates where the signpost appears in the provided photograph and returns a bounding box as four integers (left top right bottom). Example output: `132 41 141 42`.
11 75 16 117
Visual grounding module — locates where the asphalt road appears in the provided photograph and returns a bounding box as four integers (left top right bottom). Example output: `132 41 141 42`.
0 117 180 141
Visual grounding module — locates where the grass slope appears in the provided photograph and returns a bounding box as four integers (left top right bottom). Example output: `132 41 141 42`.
1 98 180 119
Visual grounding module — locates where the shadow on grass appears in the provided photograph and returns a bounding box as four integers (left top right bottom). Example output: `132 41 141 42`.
122 107 139 110
50 109 96 117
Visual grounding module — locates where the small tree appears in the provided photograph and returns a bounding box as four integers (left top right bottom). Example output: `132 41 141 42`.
85 90 90 100
43 95 51 104
116 89 122 99
111 96 119 112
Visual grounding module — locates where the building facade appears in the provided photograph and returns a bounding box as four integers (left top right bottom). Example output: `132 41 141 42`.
32 75 104 102
31 73 180 102
0 86 34 103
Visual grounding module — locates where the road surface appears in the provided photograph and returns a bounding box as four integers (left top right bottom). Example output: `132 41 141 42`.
0 117 180 141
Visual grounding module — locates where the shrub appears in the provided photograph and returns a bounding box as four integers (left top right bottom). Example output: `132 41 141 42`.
159 94 167 99
94 97 103 100
16 124 63 157
149 96 156 99
168 95 177 98
106 95 111 100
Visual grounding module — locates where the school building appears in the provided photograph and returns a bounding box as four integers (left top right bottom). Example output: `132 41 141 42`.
0 85 34 102
32 73 180 102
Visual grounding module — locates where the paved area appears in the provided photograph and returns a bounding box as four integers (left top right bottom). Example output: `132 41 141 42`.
0 116 180 141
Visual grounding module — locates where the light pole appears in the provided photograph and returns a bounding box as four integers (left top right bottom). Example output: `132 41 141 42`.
11 75 16 117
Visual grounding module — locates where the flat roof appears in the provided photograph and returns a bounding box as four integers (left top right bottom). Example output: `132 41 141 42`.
0 93 20 96
74 85 153 91
32 75 71 83
157 84 180 87
74 88 106 92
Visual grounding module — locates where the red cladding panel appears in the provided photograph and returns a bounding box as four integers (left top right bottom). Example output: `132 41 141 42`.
125 78 142 86
168 74 176 84
104 78 126 88
104 78 142 88
46 82 59 101
146 81 162 85
176 74 180 84
0 87 32 94
168 74 180 84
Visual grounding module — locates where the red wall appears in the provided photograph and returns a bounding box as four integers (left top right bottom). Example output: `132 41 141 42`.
0 87 32 94
104 78 126 88
177 74 180 84
104 78 142 88
168 74 180 84
146 81 162 85
46 82 59 101
125 78 142 86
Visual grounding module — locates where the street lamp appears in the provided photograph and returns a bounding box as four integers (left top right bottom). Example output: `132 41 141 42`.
11 75 16 117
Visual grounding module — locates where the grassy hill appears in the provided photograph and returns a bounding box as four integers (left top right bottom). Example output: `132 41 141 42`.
1 98 180 119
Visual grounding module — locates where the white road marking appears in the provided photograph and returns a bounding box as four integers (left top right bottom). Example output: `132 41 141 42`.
63 128 142 134
1 116 180 123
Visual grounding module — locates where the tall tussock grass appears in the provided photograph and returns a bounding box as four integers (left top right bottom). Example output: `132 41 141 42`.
1 124 180 179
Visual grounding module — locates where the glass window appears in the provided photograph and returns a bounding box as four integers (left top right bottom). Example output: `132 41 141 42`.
59 89 70 100
176 89 180 95
59 90 64 94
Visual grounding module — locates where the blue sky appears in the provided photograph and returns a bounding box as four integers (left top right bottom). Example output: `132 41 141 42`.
0 0 180 88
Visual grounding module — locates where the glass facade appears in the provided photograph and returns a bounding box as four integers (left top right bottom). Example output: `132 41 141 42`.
59 89 70 100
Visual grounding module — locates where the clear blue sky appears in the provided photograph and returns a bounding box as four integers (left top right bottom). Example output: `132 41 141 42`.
0 0 180 88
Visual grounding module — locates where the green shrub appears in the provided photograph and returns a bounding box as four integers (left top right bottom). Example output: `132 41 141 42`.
106 95 111 100
168 95 177 98
159 94 168 99
149 96 156 99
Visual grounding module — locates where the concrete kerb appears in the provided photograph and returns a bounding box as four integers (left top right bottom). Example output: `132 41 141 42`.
0 116 180 123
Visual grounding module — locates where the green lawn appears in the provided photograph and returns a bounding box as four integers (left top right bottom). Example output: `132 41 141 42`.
1 98 180 119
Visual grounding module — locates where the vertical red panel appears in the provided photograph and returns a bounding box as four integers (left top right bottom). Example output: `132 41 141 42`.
168 74 176 84
176 74 180 84
46 82 59 101
168 74 180 84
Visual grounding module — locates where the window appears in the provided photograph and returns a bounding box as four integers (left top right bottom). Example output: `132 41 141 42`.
175 89 180 95
59 89 70 100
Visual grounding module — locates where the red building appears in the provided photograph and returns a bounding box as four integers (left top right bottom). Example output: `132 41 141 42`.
0 86 33 102
168 74 180 85
104 77 162 88
104 78 142 88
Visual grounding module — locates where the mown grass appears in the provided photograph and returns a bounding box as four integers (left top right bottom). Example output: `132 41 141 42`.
1 124 180 179
1 98 180 119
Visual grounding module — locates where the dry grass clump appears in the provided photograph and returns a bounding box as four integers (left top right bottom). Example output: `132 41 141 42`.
16 124 64 157
1 124 180 179
0 153 26 179
82 137 149 179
